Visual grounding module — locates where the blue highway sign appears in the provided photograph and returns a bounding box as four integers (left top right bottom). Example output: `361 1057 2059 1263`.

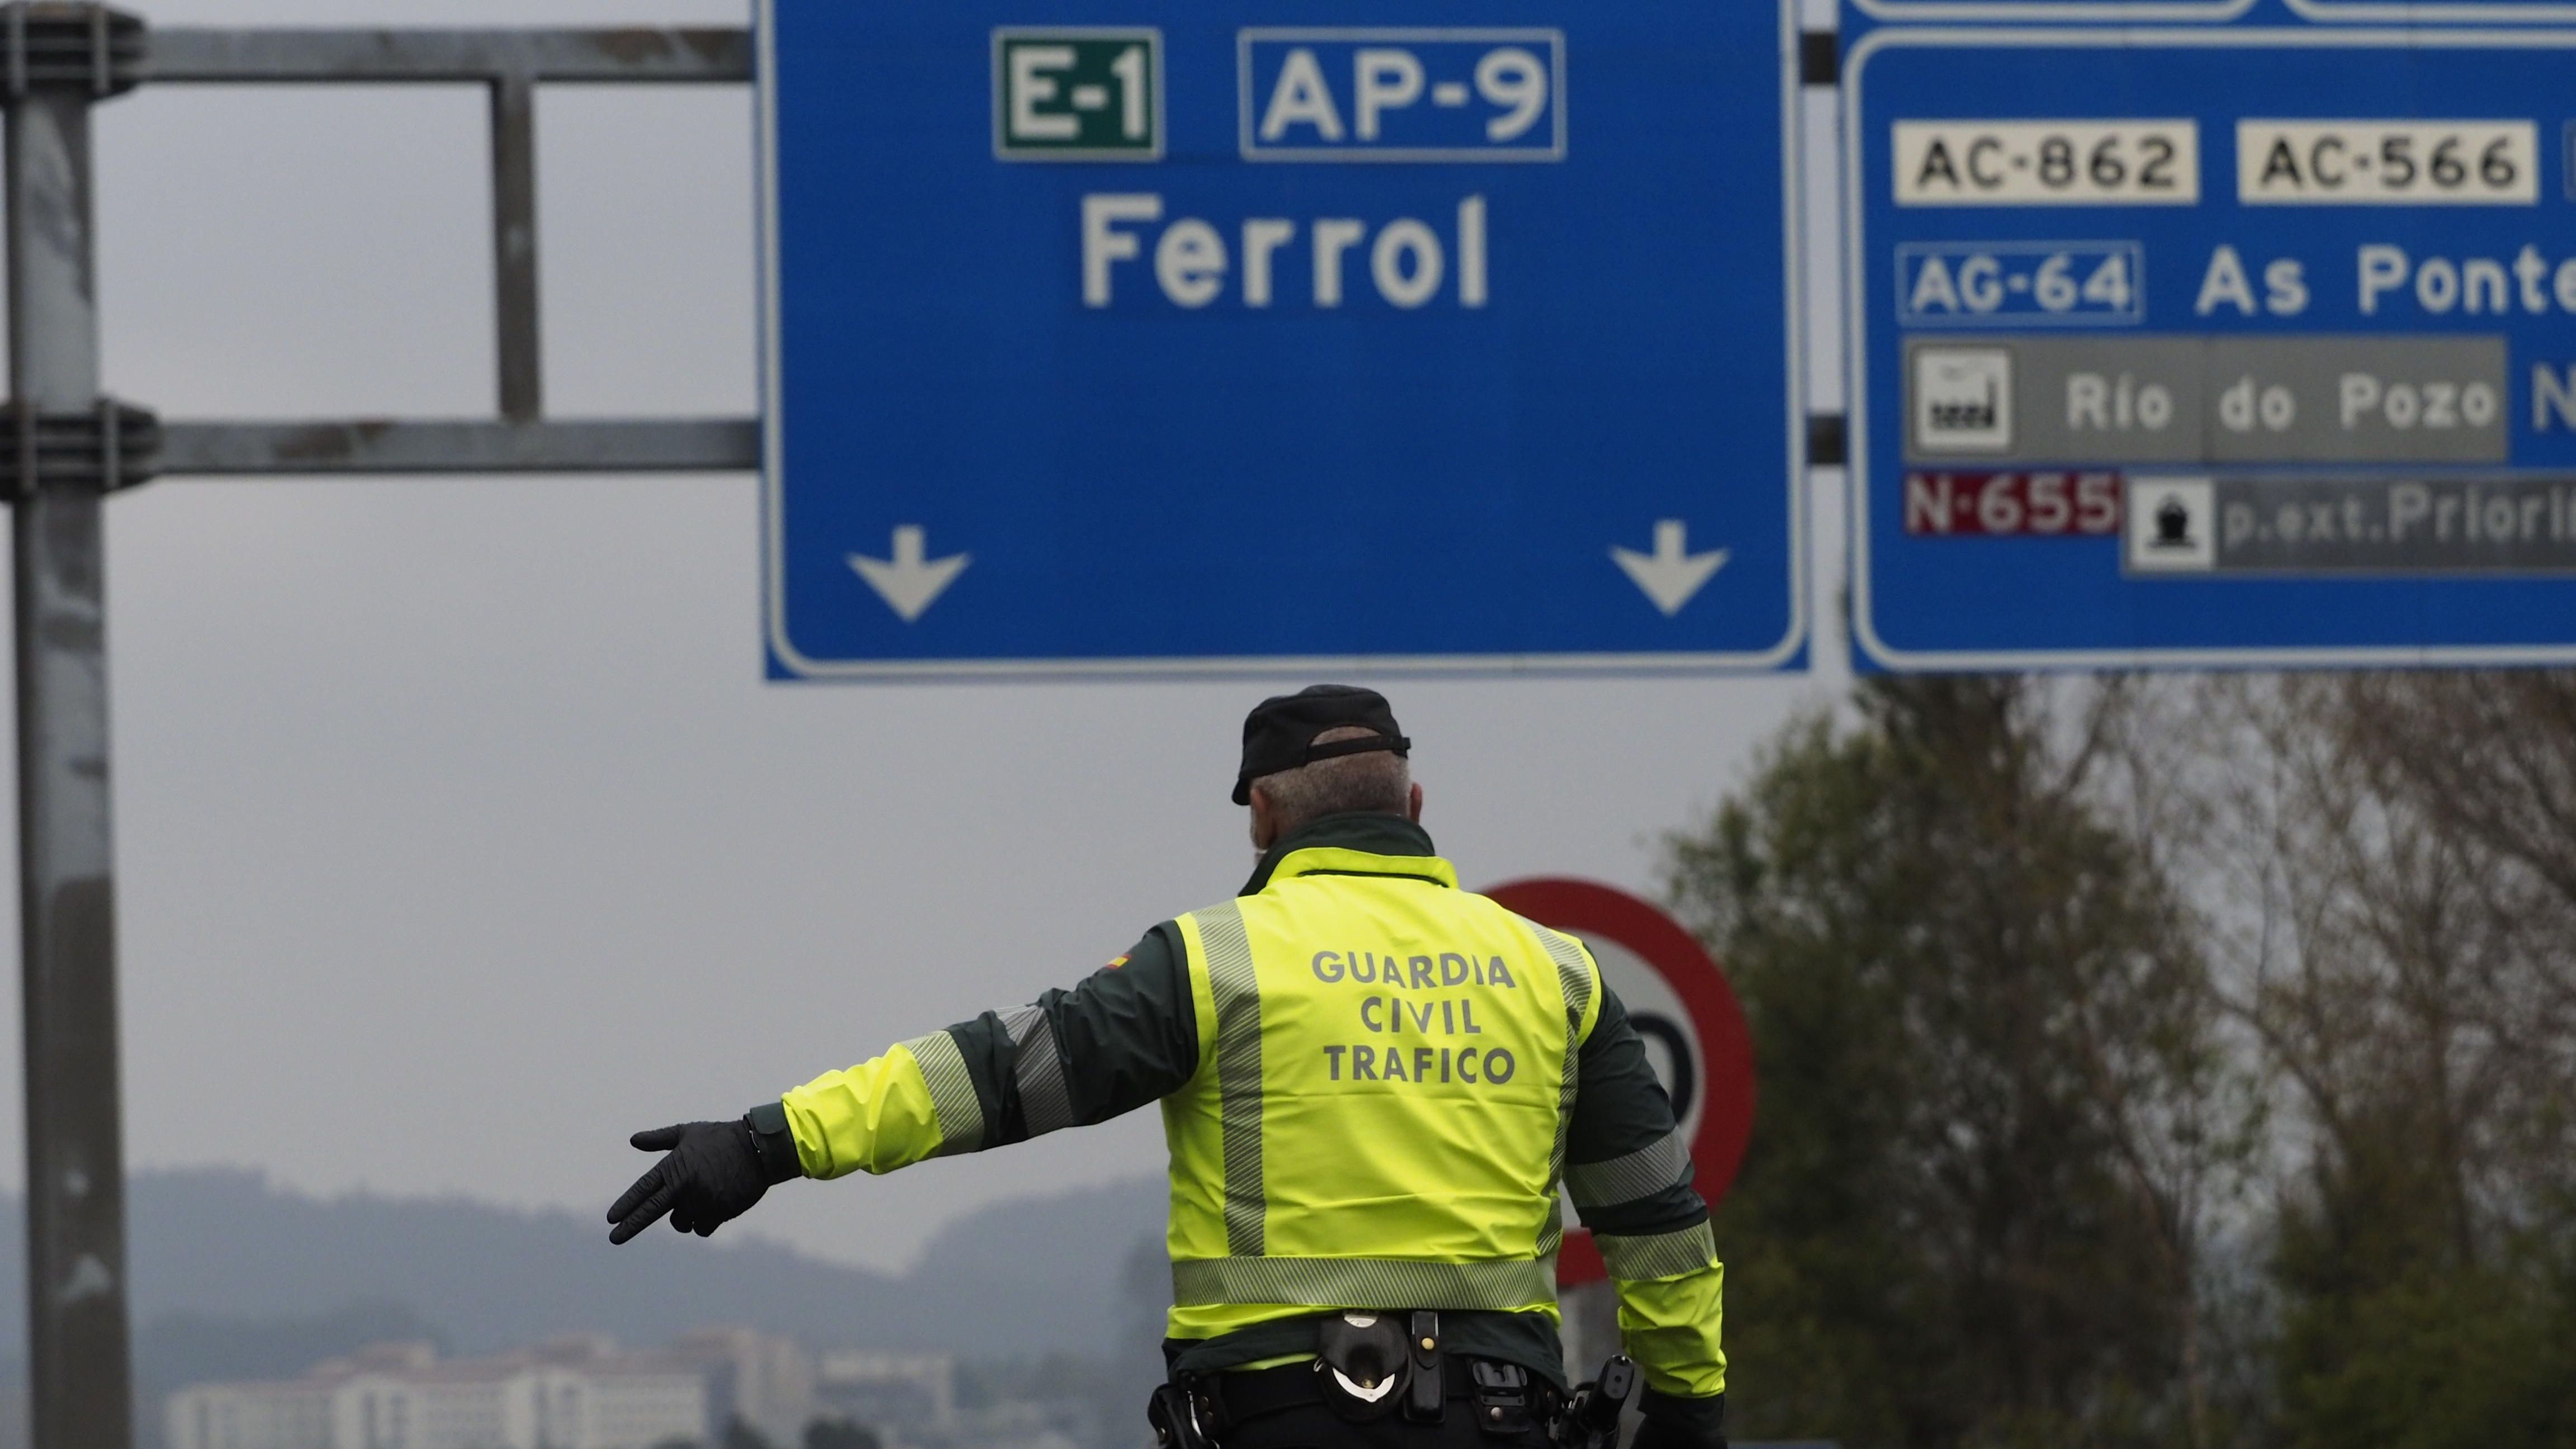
1844 18 2576 668
2284 2 2576 22
1845 1 2255 20
757 1 1806 679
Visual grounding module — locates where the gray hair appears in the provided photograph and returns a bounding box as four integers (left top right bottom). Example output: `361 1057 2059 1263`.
1249 725 1410 834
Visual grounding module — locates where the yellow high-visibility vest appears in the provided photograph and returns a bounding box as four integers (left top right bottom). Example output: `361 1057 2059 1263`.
1162 844 1603 1341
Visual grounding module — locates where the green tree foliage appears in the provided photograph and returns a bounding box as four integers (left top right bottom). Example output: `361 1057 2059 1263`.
1665 678 2244 1449
2274 1251 2576 1449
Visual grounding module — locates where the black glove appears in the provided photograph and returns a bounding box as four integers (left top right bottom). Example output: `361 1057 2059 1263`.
1631 1391 1727 1449
1631 1420 1727 1449
605 1114 800 1244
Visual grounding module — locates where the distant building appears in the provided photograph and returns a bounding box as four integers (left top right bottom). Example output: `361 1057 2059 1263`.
808 1352 1115 1449
812 1355 954 1441
668 1329 815 1447
168 1338 706 1449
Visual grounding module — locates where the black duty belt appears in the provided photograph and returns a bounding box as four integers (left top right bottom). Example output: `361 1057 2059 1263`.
1154 1310 1569 1449
1210 1356 1553 1429
1215 1351 1504 1413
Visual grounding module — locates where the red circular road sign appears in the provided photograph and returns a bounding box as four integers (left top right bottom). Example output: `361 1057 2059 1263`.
1484 877 1755 1287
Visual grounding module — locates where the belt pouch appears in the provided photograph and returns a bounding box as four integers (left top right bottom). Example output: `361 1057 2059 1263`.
1469 1361 1533 1437
1404 1313 1444 1424
1315 1312 1410 1423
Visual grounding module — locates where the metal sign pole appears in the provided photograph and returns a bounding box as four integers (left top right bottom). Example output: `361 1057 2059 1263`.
8 8 139 1448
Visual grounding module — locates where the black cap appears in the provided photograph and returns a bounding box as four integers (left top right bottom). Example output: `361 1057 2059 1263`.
1233 685 1410 805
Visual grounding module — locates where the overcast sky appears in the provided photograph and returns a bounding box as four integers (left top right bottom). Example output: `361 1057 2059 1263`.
0 0 1852 1273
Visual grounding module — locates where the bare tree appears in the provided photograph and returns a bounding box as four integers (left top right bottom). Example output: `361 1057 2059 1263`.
2152 671 2576 1446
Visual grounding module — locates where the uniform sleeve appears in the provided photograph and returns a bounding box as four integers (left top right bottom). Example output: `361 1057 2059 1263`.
1565 986 1729 1413
778 925 1201 1180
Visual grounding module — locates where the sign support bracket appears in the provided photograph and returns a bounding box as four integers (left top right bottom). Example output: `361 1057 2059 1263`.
139 22 763 475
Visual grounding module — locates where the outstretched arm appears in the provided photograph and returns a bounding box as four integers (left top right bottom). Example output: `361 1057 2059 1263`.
784 923 1200 1175
607 927 1200 1240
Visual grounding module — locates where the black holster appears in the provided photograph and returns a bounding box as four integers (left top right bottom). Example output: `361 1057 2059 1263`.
1150 1379 1221 1449
1555 1356 1637 1449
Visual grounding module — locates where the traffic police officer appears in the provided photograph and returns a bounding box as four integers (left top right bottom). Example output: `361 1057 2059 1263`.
607 686 1729 1449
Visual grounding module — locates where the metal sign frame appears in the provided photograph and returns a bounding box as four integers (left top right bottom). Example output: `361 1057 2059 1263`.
0 15 760 1449
142 23 760 472
753 0 1814 680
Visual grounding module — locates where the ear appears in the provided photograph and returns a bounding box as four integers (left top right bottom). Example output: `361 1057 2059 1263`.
1249 784 1279 850
1407 781 1424 823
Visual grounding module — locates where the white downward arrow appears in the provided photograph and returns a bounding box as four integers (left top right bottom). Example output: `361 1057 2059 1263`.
847 525 970 623
1610 519 1729 617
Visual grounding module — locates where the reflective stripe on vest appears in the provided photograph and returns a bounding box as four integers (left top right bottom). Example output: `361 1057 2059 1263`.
1171 1256 1557 1310
1565 1126 1693 1212
997 1006 1076 1139
1525 921 1594 1259
1594 1219 1718 1282
901 1031 985 1156
1197 900 1268 1257
1162 847 1604 1334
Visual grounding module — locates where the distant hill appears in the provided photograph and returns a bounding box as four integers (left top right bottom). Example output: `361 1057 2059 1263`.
0 1165 1167 1363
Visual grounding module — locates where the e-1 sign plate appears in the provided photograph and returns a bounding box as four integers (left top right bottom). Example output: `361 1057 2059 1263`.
758 1 1806 679
1845 23 2576 669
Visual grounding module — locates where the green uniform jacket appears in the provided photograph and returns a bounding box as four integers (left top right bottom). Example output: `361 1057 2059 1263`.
757 814 1726 1437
